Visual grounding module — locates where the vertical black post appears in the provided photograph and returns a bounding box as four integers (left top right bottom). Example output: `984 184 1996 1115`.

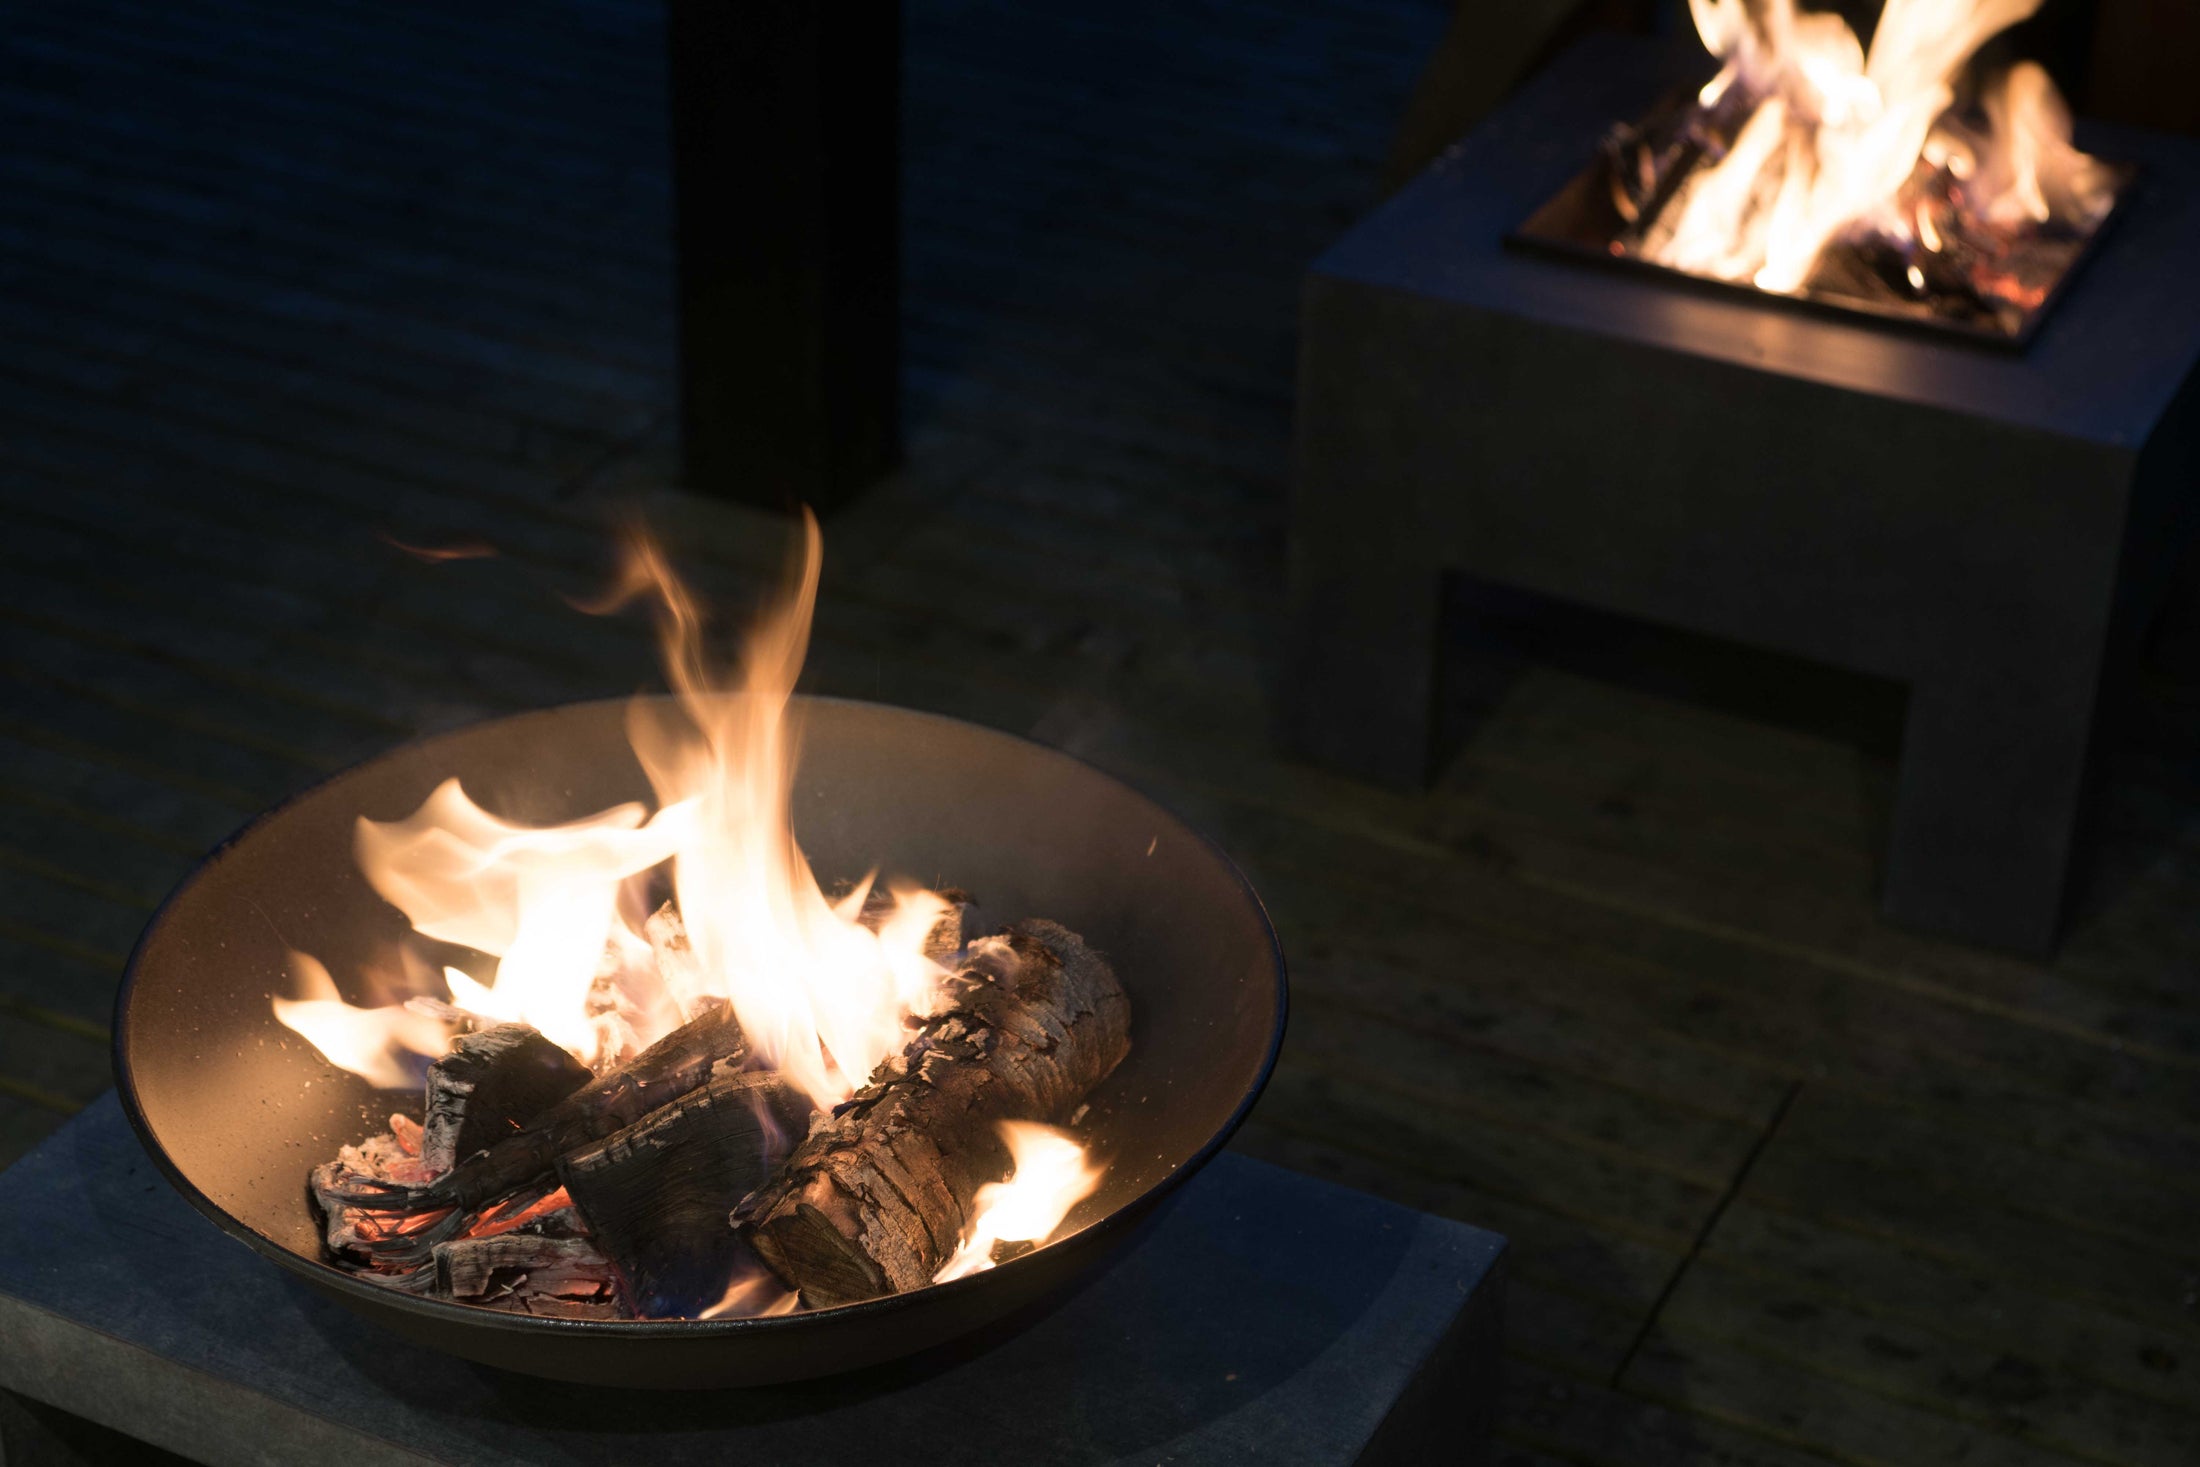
665 0 900 514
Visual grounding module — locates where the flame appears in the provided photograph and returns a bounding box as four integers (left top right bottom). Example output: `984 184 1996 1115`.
1976 61 2118 230
275 513 954 1112
272 953 449 1089
615 515 951 1107
699 1267 800 1320
1646 0 2113 298
933 1122 1102 1283
351 782 691 1063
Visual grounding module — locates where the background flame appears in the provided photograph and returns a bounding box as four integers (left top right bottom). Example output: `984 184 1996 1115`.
1651 0 2116 294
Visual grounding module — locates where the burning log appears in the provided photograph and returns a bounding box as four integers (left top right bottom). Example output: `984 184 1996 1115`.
558 1070 813 1318
419 1023 593 1176
1600 77 1758 236
433 1235 627 1320
312 893 1001 1286
325 998 750 1261
735 919 1130 1308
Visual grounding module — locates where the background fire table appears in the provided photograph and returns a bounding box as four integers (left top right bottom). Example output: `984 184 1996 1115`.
1285 35 2200 955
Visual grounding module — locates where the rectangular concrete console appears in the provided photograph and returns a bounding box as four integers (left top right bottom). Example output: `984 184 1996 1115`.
0 1095 1505 1467
1285 34 2200 954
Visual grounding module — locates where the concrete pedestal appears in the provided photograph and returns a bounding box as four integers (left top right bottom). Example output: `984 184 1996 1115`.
0 1095 1505 1467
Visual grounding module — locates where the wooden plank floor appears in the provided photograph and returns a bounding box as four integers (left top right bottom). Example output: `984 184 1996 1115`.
4 1 2197 1462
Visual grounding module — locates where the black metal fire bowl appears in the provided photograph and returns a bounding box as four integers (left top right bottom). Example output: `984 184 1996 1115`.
112 696 1288 1388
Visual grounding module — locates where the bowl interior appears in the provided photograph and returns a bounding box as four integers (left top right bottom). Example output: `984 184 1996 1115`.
118 696 1285 1314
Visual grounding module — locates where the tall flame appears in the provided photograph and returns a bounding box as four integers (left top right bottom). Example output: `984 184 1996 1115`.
617 514 950 1106
276 514 951 1109
1648 0 2116 296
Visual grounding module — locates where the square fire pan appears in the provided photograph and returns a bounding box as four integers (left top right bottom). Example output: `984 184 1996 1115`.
1506 90 2137 352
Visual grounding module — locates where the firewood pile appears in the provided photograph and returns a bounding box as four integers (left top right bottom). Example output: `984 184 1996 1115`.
309 894 1130 1320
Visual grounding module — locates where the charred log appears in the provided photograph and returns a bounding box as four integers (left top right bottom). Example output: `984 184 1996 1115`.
325 999 749 1261
558 1070 813 1318
734 919 1129 1308
419 1023 593 1176
433 1234 627 1319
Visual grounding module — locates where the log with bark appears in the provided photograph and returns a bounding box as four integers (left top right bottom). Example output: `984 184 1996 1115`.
733 918 1131 1308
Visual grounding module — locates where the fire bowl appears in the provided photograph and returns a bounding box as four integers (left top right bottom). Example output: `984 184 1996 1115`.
114 696 1287 1387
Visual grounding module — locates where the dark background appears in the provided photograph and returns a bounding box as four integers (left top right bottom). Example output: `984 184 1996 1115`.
0 1 2195 1462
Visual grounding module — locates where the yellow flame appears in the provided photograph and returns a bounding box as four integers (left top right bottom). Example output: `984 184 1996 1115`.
616 513 952 1107
933 1122 1103 1283
352 780 692 1063
271 953 449 1089
274 514 952 1110
1978 61 2118 230
1650 0 2108 293
698 1268 800 1320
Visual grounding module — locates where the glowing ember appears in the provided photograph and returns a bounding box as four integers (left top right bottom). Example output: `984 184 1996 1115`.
934 1122 1103 1283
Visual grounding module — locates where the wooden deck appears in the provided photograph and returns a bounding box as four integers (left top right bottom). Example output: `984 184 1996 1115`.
3 1 2196 1461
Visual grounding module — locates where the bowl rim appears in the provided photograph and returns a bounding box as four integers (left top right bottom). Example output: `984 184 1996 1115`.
112 693 1289 1340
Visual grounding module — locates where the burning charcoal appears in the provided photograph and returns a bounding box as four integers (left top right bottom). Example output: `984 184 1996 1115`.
432 1235 628 1319
419 1023 593 1176
735 919 1130 1308
322 1000 749 1263
464 1185 590 1240
558 1070 813 1318
309 1133 443 1272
